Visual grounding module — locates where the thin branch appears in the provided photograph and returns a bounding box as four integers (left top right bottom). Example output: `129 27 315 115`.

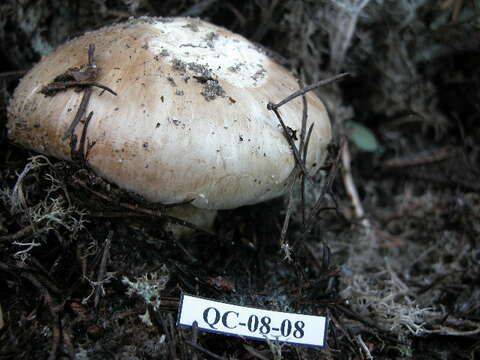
267 73 349 110
280 169 299 249
299 93 309 226
94 231 112 307
40 81 117 96
184 340 227 360
334 304 400 343
63 87 92 140
74 179 215 236
422 322 480 337
243 344 271 360
267 75 349 186
0 70 27 79
302 140 344 234
302 123 315 165
191 321 199 360
301 122 315 226
79 111 94 162
0 224 37 242
299 92 308 156
270 107 311 180
342 139 371 230
36 43 115 144
179 0 219 16
21 272 63 360
87 43 95 66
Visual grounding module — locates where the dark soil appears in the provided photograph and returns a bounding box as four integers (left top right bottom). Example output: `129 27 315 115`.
1 1 479 359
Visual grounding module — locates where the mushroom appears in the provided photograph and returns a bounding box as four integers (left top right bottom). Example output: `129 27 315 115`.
7 17 331 234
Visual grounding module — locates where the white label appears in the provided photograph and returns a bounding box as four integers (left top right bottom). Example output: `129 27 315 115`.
177 294 328 347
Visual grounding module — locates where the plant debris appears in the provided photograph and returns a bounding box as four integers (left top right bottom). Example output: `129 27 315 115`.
1 1 480 359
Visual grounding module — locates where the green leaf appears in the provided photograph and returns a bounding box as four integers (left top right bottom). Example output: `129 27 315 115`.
348 121 379 152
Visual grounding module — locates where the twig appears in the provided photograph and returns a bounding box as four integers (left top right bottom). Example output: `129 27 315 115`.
423 325 480 337
269 75 349 239
328 308 354 346
267 73 349 110
40 81 117 96
303 140 344 234
0 261 21 281
455 115 480 176
382 146 459 168
74 178 215 235
28 258 63 295
0 70 27 79
0 303 3 330
0 224 36 242
94 231 112 307
70 110 94 164
329 1 370 72
302 123 315 167
173 237 198 264
180 0 219 16
357 334 374 360
341 140 371 230
49 321 62 360
299 94 309 225
184 340 227 360
63 87 93 140
62 323 76 360
78 111 94 163
301 122 315 225
21 273 63 360
87 211 159 218
164 314 179 359
335 304 399 342
149 307 179 358
269 107 311 180
36 43 115 144
301 240 331 272
298 92 308 156
191 321 199 360
243 344 271 360
87 43 95 66
279 169 299 255
267 74 347 182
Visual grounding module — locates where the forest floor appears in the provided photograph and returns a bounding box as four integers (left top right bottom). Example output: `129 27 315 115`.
1 1 479 359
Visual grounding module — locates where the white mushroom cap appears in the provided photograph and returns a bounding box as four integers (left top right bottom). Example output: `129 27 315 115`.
8 17 331 210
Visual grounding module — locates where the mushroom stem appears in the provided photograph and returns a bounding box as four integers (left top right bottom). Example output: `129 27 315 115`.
165 205 217 237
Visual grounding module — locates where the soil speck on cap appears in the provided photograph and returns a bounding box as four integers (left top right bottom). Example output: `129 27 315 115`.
251 65 266 81
172 59 187 72
183 22 199 32
167 77 177 87
170 58 226 101
228 64 243 72
201 79 225 101
204 32 218 48
187 62 213 78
